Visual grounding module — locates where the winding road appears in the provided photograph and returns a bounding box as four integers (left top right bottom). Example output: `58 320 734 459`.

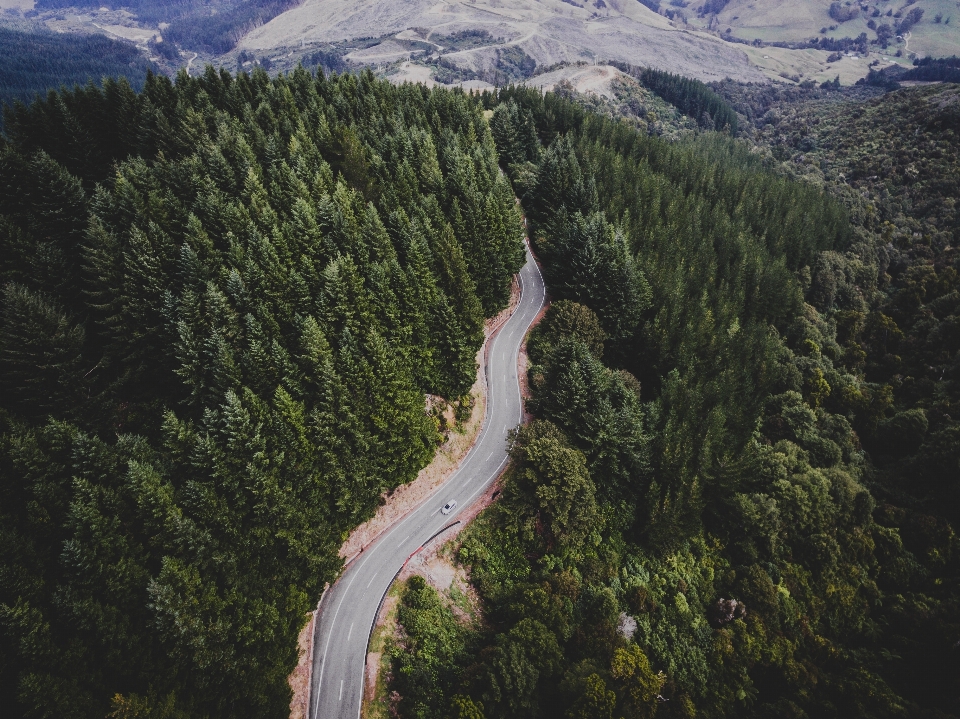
309 241 545 719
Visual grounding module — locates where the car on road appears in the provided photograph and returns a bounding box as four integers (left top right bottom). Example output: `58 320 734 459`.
441 500 457 515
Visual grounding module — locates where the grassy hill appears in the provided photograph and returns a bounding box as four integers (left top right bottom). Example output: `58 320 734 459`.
235 0 767 83
6 0 956 87
236 0 959 88
688 0 960 60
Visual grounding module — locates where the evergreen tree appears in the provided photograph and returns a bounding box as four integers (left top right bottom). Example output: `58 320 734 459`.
0 283 87 418
522 134 596 243
0 64 525 719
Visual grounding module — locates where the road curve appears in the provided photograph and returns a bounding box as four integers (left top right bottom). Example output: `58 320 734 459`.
309 241 545 719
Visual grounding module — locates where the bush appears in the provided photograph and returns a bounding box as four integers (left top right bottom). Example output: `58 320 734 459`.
829 2 860 23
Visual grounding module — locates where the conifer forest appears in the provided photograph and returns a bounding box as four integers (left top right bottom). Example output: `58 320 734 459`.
0 67 523 718
0 27 155 115
1 62 959 719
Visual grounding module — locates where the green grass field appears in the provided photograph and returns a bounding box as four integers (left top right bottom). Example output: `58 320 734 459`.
904 0 960 57
682 0 960 59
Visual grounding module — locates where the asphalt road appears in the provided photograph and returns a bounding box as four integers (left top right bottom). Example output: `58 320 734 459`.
309 241 545 719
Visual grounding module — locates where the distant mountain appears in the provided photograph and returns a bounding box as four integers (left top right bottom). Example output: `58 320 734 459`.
0 26 156 118
236 0 768 83
33 0 303 54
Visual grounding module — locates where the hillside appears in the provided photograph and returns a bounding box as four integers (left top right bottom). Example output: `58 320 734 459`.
5 0 958 91
234 0 960 86
0 67 524 718
692 0 960 59
237 0 766 83
0 24 156 115
381 81 960 719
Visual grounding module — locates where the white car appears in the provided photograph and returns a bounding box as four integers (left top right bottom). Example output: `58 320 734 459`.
441 499 458 515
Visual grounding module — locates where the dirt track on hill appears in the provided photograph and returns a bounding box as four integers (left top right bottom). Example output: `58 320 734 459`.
238 0 766 83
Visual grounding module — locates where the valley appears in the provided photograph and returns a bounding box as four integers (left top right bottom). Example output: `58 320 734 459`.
1 3 959 719
3 0 958 94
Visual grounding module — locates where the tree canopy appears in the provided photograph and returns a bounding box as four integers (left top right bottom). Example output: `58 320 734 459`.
0 66 523 718
389 84 960 719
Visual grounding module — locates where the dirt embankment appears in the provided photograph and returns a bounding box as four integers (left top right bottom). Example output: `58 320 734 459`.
336 274 521 564
288 611 315 719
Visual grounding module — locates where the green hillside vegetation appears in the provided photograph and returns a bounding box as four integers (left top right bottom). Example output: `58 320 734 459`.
729 80 960 505
387 85 960 718
558 73 700 141
710 79 882 130
524 65 737 144
902 55 960 82
0 67 523 718
0 27 155 119
610 63 739 133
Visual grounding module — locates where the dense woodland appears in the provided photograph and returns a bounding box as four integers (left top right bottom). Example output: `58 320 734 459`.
900 56 960 84
609 63 738 134
388 84 960 719
0 67 523 718
1 50 958 719
727 81 960 515
0 27 154 120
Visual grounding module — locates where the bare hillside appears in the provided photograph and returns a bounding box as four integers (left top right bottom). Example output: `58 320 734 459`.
522 63 623 98
238 0 767 83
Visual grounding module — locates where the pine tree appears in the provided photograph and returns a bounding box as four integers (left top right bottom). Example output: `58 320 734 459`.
490 102 522 167
0 63 522 719
0 284 87 418
523 134 596 244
